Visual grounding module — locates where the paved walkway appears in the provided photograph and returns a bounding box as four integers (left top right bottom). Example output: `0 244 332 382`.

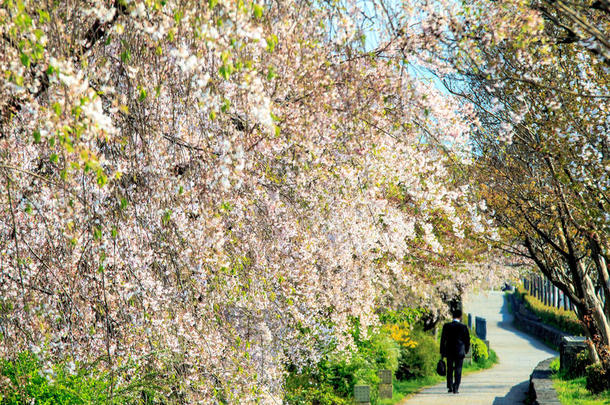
401 291 556 405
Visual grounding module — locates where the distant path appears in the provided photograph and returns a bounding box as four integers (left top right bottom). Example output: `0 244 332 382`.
400 291 556 405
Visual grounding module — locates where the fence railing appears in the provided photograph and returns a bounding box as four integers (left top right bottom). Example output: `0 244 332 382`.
522 275 575 311
521 275 608 311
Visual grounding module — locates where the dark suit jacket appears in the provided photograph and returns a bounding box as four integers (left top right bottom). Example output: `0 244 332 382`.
440 320 470 359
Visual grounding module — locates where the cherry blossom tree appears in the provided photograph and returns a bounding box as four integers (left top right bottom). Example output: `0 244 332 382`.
0 0 497 401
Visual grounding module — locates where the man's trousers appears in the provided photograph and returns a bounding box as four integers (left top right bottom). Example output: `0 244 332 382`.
446 356 464 392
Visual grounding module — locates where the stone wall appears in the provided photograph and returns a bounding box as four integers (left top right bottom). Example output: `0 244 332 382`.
509 293 569 349
528 358 561 405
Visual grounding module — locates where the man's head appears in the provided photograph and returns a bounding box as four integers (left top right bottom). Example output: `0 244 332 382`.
451 308 462 320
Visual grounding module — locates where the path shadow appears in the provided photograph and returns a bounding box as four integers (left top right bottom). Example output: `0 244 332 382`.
492 380 529 405
494 294 557 356
498 292 514 325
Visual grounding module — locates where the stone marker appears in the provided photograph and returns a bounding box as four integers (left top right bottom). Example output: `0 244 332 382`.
354 385 370 404
464 346 472 366
560 336 587 375
468 313 472 329
378 369 392 399
475 316 487 340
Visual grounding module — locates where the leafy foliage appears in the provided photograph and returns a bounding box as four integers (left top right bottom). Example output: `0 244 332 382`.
585 362 609 394
451 0 610 363
0 351 168 404
569 350 594 379
395 327 439 380
470 336 489 363
284 322 402 404
514 286 583 336
549 357 560 373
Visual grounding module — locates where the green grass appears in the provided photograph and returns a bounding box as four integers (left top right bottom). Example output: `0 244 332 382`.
549 357 610 405
554 376 610 404
378 349 499 405
378 375 444 405
463 348 498 372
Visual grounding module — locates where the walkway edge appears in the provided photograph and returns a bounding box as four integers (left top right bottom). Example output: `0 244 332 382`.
509 292 568 349
528 357 561 405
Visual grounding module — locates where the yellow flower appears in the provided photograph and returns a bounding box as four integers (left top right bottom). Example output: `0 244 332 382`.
385 322 418 348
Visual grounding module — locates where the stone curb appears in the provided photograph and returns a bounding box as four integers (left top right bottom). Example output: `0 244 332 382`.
528 357 561 405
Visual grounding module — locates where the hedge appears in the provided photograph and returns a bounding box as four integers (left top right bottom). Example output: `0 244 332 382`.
514 285 583 336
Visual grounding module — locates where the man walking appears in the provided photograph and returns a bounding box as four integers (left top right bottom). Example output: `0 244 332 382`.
440 308 470 394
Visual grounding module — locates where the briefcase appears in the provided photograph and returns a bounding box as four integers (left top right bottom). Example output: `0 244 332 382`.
436 359 446 376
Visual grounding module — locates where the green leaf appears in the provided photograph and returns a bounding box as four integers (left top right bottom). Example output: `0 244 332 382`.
266 34 278 53
52 102 61 116
93 227 102 240
20 53 30 67
253 3 263 19
174 10 183 23
120 49 131 63
219 65 230 79
162 209 172 225
120 197 128 210
221 99 230 113
50 153 58 164
38 10 50 23
97 171 108 187
32 129 41 143
266 66 276 80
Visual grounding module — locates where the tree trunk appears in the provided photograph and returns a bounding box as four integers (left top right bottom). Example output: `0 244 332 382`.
577 261 610 363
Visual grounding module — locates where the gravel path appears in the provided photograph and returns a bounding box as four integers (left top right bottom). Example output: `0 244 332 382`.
400 291 556 405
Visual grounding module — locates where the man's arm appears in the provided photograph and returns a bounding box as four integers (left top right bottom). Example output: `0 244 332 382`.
440 323 447 358
463 324 470 354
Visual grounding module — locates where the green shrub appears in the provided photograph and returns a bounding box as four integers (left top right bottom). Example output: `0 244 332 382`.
0 351 171 405
0 351 110 404
378 308 423 326
283 364 351 405
470 336 488 362
549 357 560 373
514 286 583 336
585 362 609 394
395 327 439 380
566 350 593 378
284 322 401 404
284 352 359 404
